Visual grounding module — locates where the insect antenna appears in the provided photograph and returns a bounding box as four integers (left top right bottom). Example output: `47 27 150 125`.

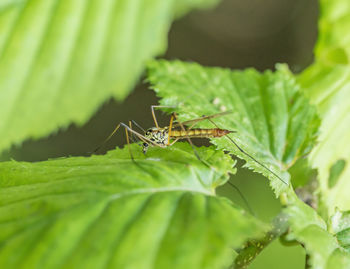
91 121 146 154
131 120 146 133
90 123 122 154
128 120 146 148
206 118 289 186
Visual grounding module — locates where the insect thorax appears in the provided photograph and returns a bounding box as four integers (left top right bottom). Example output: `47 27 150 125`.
145 128 169 146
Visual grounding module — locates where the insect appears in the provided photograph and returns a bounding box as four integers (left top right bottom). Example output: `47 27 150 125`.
94 106 231 155
94 105 288 185
141 108 233 155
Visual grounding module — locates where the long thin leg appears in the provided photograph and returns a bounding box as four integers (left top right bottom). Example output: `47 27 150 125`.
167 114 175 145
163 110 254 214
227 181 255 216
131 120 145 133
171 112 254 214
128 120 136 142
119 123 163 148
151 105 176 128
171 111 232 129
123 123 155 174
128 121 139 143
92 123 121 153
184 114 236 134
128 121 144 148
206 118 288 186
170 112 254 210
125 124 134 160
151 105 159 128
169 138 179 146
151 105 224 133
122 123 167 164
171 112 202 162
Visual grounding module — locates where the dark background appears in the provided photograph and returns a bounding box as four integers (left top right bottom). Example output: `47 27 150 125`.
1 0 319 267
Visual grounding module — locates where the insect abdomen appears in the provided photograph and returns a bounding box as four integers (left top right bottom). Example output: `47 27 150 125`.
170 128 232 138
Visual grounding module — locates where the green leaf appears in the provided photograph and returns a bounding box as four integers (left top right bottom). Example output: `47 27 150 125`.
172 0 219 17
284 193 350 269
326 249 350 269
234 212 290 268
0 0 219 154
314 0 350 64
282 1 350 266
297 0 350 214
328 159 346 189
0 143 266 269
0 0 25 11
147 60 320 196
330 209 350 251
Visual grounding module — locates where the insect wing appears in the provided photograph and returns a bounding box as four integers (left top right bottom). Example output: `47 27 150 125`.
171 111 232 128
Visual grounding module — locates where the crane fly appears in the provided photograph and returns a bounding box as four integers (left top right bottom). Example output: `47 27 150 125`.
141 110 233 154
94 105 288 186
94 106 232 155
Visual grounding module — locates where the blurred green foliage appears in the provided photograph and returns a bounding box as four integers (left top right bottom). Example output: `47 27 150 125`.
298 0 350 216
0 0 218 154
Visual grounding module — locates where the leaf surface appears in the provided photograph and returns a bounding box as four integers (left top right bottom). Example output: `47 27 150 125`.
147 60 319 196
0 0 219 154
330 210 350 251
285 193 350 269
0 143 265 269
298 0 350 213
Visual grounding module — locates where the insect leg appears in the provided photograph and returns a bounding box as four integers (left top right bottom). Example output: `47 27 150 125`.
206 118 288 186
171 111 233 129
131 120 146 133
164 114 183 146
151 105 159 128
128 121 144 148
92 123 122 154
128 121 137 142
151 105 177 128
119 123 162 148
167 114 175 145
171 112 203 162
168 112 254 214
227 181 255 216
171 113 254 213
124 123 134 160
168 138 179 146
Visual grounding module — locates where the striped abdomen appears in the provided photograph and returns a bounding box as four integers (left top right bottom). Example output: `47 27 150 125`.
169 128 232 138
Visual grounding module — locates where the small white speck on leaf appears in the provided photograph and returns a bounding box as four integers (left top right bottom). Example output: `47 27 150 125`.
213 97 220 105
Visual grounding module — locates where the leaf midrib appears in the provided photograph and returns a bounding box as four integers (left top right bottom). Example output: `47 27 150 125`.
0 186 214 211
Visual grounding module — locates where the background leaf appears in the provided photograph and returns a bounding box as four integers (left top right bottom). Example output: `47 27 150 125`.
330 210 350 251
171 0 219 17
0 143 266 269
147 60 319 196
0 0 219 154
284 192 350 269
297 0 350 214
